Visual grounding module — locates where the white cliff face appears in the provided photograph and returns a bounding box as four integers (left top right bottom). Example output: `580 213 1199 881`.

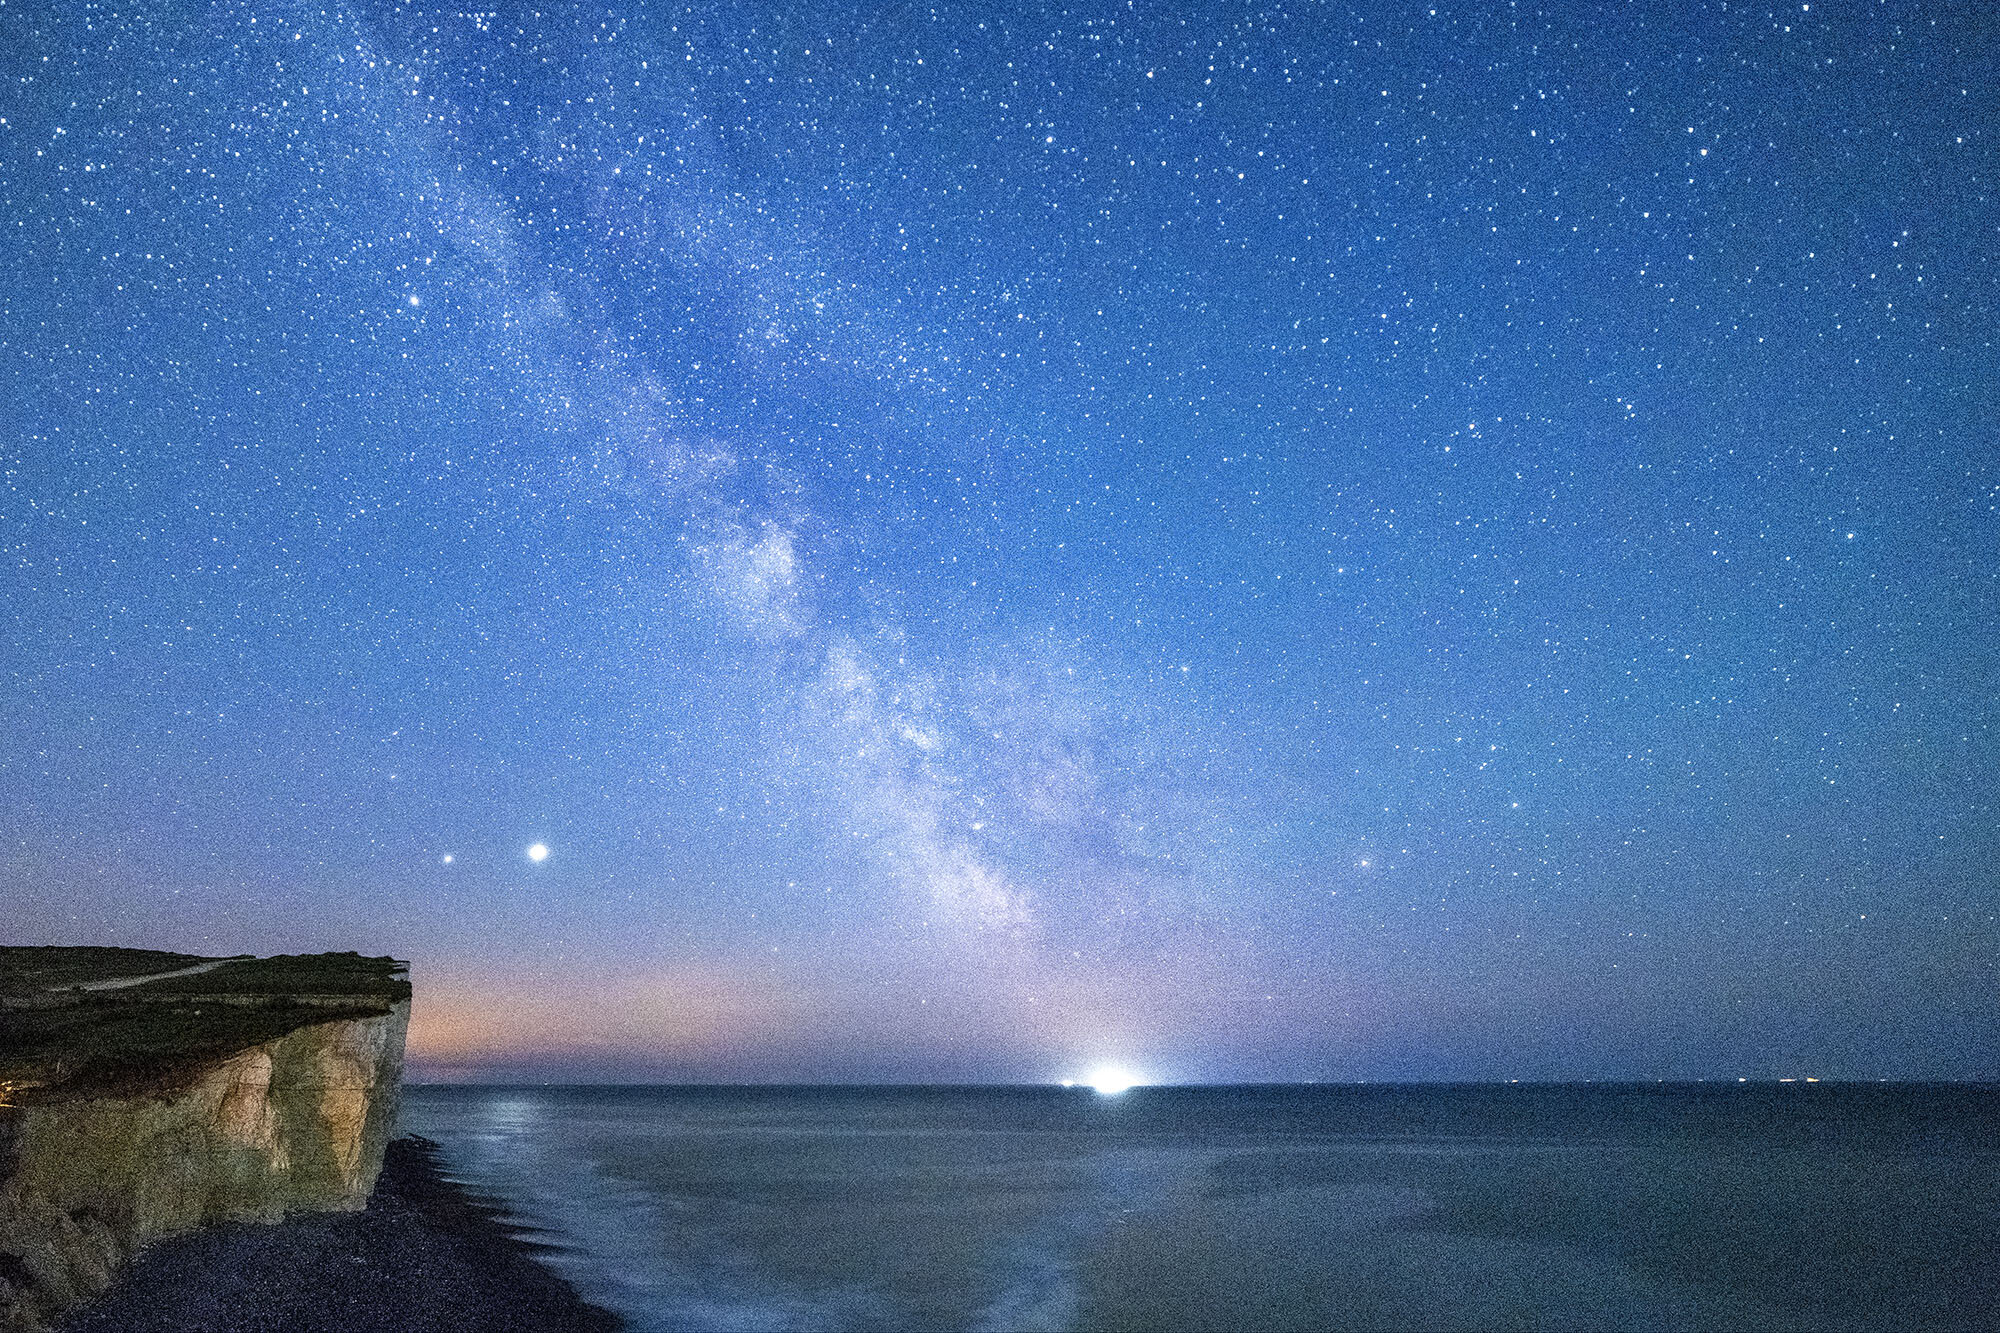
0 1002 409 1332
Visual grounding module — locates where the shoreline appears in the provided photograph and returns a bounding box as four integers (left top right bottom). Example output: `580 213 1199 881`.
61 1136 621 1332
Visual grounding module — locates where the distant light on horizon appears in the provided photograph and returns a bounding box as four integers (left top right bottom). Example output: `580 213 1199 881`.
526 843 550 863
1086 1066 1139 1096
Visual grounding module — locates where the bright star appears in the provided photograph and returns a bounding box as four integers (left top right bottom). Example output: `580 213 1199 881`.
526 843 550 863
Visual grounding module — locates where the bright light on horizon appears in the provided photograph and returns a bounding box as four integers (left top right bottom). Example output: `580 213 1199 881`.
1085 1065 1140 1096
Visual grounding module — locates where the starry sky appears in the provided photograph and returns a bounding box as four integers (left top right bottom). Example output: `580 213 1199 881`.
4 0 1995 1084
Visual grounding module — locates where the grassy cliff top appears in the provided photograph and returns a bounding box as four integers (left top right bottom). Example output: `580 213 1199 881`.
0 947 223 998
0 948 410 1101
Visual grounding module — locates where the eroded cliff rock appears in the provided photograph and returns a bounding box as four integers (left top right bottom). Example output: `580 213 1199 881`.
0 949 410 1332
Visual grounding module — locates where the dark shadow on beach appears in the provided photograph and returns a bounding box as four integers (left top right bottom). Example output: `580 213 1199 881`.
61 1137 620 1332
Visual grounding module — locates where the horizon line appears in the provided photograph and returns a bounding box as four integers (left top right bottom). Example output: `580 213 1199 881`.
401 1076 2000 1090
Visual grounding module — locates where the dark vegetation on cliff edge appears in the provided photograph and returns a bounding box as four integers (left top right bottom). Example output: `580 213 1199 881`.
0 951 218 998
0 948 411 1102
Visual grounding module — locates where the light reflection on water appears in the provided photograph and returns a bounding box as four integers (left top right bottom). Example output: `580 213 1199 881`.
400 1084 2000 1333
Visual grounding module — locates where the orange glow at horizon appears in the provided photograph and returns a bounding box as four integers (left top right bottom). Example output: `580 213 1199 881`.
405 965 811 1065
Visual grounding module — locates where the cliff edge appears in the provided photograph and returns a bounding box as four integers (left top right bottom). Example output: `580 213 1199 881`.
0 948 410 1332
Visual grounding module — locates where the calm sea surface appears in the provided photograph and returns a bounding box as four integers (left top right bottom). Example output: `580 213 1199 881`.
400 1084 1999 1332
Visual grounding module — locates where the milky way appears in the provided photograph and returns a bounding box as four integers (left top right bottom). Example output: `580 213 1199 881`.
3 1 1994 1082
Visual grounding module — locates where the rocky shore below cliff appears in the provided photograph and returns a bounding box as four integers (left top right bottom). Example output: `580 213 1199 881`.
61 1136 621 1332
3 948 420 1331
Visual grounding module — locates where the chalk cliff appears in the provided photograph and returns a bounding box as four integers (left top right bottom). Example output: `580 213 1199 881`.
0 949 410 1332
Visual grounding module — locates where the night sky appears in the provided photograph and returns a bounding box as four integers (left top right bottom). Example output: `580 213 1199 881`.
4 1 1994 1084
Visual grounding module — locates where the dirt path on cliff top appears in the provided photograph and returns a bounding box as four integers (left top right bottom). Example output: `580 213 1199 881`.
64 958 252 992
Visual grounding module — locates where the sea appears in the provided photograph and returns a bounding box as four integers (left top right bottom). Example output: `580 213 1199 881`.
399 1083 1999 1332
